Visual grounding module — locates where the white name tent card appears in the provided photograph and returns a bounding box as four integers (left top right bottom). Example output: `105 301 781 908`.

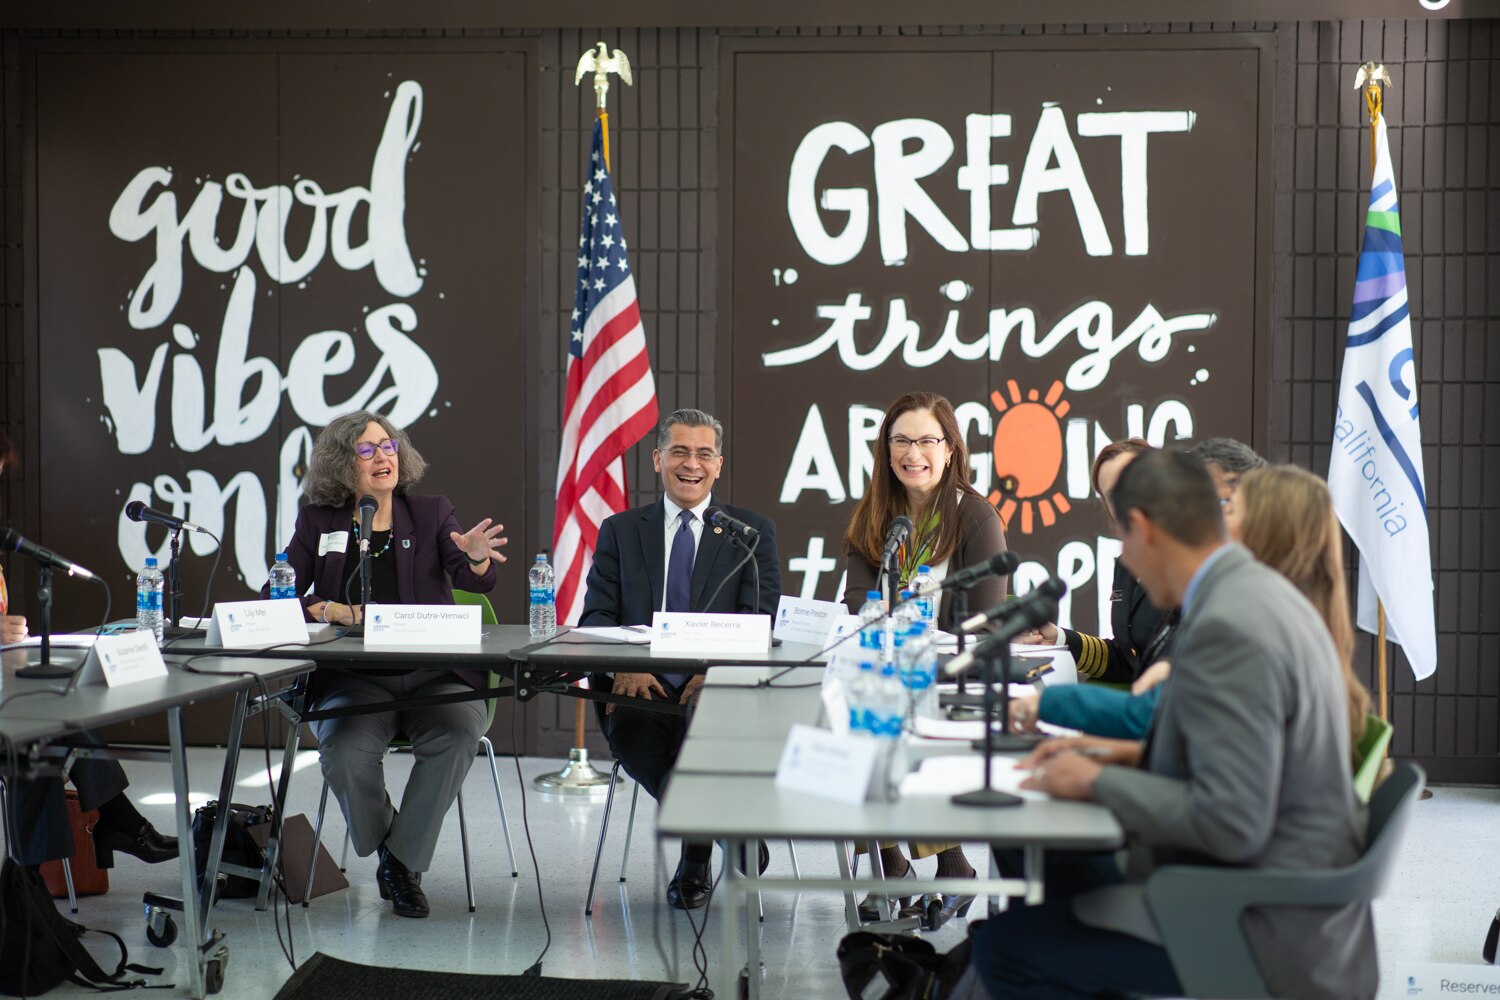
650 612 770 657
77 631 169 688
207 599 310 649
772 595 846 647
365 604 481 646
774 723 879 805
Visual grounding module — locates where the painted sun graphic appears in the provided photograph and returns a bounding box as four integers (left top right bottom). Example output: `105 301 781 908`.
988 379 1072 535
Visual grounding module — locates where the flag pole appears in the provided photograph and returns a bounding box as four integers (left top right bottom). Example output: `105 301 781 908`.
533 43 635 798
1357 61 1390 725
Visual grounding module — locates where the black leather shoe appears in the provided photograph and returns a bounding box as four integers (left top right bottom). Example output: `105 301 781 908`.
735 840 770 876
92 821 178 868
376 846 430 918
666 857 712 910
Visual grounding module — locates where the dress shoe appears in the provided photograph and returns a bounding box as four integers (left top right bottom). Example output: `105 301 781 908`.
735 840 771 876
376 846 429 918
857 864 915 922
666 857 713 911
901 892 977 930
92 821 178 868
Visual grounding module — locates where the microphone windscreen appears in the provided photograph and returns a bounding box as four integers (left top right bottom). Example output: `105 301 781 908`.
125 500 147 521
991 551 1021 575
357 494 378 513
705 506 723 528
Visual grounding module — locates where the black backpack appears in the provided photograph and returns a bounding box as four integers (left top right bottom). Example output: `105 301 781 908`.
190 801 271 900
0 858 164 996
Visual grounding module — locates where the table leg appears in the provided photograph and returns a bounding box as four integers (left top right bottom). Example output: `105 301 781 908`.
1023 843 1044 905
167 706 207 999
718 837 741 1000
836 841 861 933
199 689 249 918
255 690 306 911
745 855 762 1000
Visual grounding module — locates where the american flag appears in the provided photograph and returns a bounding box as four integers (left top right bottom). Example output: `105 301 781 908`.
552 118 659 625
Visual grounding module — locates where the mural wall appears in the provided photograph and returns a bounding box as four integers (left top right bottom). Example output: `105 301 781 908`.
31 46 534 626
722 38 1271 630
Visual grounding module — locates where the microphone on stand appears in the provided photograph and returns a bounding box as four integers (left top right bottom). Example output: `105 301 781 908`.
938 551 1021 592
124 500 207 534
0 527 96 580
356 494 378 555
956 576 1066 636
880 515 913 566
943 579 1066 677
706 506 759 542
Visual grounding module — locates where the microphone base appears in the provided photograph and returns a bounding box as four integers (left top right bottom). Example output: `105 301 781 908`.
951 787 1023 809
16 664 75 680
162 624 198 640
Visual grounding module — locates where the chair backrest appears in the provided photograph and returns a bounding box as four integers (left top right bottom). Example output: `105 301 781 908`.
453 590 501 730
452 589 499 625
1354 760 1424 900
1351 714 1393 802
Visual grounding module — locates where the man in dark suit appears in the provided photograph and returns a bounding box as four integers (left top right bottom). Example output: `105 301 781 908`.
972 450 1373 999
580 407 781 910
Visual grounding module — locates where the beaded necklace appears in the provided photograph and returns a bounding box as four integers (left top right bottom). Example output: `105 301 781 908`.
353 513 395 558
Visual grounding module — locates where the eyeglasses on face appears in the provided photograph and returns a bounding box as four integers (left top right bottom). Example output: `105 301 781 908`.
354 438 400 461
663 446 720 463
889 435 946 452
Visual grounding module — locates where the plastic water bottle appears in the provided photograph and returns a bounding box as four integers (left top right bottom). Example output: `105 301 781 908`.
897 623 939 722
269 553 297 601
869 664 906 740
911 565 938 630
849 660 877 734
857 590 885 657
894 589 921 632
136 557 164 643
528 551 557 638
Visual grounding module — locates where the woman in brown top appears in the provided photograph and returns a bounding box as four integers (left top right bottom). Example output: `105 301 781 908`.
842 391 1008 923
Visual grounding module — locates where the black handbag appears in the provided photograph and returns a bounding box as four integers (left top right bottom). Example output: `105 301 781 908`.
837 931 971 1000
190 801 271 899
0 858 163 996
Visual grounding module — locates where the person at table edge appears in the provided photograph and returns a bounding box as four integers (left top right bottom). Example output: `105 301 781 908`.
268 410 508 918
579 407 782 911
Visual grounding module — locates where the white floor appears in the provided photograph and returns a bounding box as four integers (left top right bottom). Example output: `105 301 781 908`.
20 748 1500 999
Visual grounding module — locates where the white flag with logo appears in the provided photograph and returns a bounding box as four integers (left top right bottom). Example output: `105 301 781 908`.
1327 114 1436 681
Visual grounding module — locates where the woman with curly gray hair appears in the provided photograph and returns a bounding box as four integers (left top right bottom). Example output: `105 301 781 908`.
267 410 508 918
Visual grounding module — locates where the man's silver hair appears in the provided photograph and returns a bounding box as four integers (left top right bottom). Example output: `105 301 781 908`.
657 408 723 453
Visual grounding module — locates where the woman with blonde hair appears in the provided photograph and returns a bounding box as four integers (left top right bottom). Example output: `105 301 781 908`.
1227 464 1370 747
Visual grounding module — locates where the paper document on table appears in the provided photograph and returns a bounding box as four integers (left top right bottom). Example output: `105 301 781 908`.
569 625 653 644
898 754 1046 801
2 634 101 651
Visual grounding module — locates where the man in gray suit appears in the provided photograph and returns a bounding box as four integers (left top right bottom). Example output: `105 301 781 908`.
970 450 1374 1000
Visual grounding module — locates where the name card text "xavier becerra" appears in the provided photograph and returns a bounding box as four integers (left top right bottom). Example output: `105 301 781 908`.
651 612 771 657
365 604 482 646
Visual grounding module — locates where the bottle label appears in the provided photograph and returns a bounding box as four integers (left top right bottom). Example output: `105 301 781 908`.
529 585 553 605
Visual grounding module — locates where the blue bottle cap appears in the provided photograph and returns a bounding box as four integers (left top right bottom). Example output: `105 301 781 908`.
866 590 882 600
144 557 158 567
918 564 931 572
275 552 288 561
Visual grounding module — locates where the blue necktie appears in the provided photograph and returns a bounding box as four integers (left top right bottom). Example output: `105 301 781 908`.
662 509 695 687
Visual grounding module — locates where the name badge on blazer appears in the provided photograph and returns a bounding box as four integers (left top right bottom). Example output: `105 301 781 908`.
318 531 350 556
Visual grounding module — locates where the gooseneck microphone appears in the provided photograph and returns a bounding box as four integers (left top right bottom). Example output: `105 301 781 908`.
957 576 1066 634
943 578 1068 677
706 506 759 541
939 551 1021 592
0 527 97 580
124 499 206 534
356 494 378 554
880 515 913 565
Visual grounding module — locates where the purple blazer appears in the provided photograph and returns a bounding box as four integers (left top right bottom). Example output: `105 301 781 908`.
268 493 498 691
